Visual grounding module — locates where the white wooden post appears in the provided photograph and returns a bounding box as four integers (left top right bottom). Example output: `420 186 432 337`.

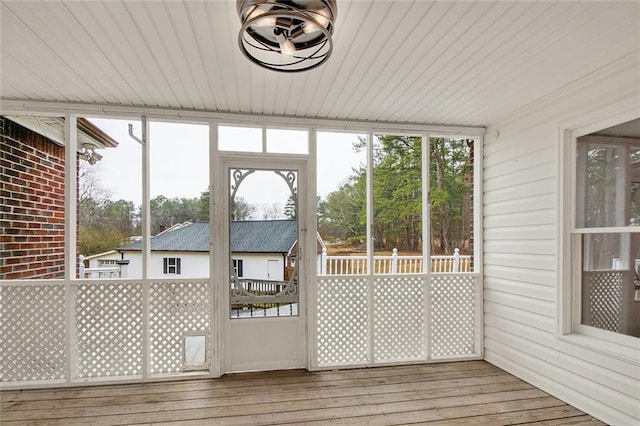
321 247 327 275
391 248 398 274
117 259 130 278
78 254 85 278
453 248 460 272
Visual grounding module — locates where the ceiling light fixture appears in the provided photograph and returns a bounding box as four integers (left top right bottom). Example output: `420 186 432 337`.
237 0 337 72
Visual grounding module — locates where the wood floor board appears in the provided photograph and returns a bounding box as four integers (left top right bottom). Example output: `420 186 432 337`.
1 368 507 404
248 397 569 426
1 361 501 402
0 361 605 426
2 375 525 413
1 380 538 422
0 390 554 425
414 405 590 425
519 417 607 425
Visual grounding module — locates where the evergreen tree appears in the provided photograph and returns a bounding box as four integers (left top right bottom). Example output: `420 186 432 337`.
318 136 473 254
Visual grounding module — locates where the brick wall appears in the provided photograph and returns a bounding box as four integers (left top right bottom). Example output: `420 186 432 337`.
1 117 66 279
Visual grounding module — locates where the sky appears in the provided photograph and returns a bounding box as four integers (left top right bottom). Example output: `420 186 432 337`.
86 118 366 209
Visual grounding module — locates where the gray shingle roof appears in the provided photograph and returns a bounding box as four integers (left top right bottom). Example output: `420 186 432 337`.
119 220 296 253
230 220 296 253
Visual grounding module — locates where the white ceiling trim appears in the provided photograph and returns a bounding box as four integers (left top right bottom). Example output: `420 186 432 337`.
0 99 486 136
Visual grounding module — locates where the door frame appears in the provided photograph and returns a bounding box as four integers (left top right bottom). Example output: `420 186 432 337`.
212 153 311 373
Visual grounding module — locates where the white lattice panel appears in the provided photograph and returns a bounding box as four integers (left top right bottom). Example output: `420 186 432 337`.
149 281 211 375
373 276 425 362
74 282 143 378
1 284 67 382
585 272 622 333
317 277 369 366
430 275 477 358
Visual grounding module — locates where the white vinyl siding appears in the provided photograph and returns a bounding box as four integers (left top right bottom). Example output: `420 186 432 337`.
120 252 209 279
116 251 285 281
238 253 285 281
483 54 640 426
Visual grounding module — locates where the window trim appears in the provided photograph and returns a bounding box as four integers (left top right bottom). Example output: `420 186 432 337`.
559 109 640 362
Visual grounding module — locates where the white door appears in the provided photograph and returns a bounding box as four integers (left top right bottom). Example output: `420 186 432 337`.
267 259 280 280
219 158 308 372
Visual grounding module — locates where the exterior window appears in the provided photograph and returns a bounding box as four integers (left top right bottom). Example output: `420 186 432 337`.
233 259 244 278
163 257 181 275
573 118 640 339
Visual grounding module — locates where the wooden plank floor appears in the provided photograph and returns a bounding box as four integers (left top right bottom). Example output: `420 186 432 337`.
1 361 605 425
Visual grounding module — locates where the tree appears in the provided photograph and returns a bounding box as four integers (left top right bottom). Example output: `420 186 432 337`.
79 225 130 257
197 190 257 221
259 203 283 220
429 137 473 254
318 135 473 254
78 162 140 255
371 135 422 251
231 196 256 221
78 162 112 230
150 195 206 234
198 189 210 220
284 195 297 219
319 167 367 245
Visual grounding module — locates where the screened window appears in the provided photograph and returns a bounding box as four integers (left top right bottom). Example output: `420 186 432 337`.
316 132 475 276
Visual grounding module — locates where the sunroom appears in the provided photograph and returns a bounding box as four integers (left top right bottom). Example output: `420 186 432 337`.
1 1 639 425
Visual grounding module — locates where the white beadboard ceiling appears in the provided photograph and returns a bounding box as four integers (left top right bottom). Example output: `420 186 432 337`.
1 0 639 128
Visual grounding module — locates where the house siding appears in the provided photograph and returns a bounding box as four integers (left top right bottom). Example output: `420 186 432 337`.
1 117 66 279
117 251 209 279
118 251 287 281
236 252 285 281
483 55 640 425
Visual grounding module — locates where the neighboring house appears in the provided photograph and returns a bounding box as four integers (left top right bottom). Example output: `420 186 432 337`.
1 116 117 280
111 220 324 280
81 250 126 279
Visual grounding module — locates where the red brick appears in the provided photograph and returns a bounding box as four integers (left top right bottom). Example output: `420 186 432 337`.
2 118 68 280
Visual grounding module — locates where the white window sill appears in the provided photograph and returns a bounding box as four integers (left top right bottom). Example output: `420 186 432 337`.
558 331 640 366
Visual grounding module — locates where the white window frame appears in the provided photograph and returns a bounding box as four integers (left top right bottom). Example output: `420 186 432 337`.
217 123 310 155
559 109 640 362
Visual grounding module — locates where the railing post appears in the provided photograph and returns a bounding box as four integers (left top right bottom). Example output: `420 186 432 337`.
321 247 327 275
453 248 460 272
78 254 85 278
117 259 130 278
391 248 398 274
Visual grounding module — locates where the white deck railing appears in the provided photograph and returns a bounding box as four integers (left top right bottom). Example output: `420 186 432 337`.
320 248 471 275
1 271 482 387
81 266 121 279
78 256 130 279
